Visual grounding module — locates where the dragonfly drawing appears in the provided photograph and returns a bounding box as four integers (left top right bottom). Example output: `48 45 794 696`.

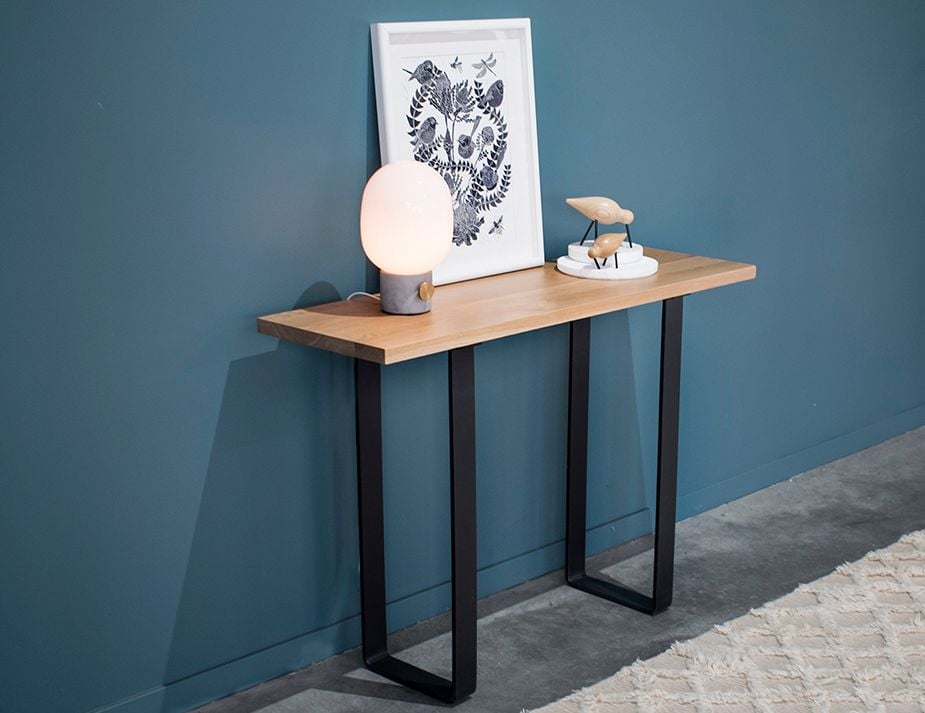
489 216 504 235
472 52 497 78
450 56 462 72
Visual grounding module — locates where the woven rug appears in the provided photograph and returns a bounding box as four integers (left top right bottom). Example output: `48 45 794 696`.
532 530 925 712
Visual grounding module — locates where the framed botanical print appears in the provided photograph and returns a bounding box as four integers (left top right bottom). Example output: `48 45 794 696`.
371 18 545 285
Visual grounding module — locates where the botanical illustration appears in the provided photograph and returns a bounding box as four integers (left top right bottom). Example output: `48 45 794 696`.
404 54 510 246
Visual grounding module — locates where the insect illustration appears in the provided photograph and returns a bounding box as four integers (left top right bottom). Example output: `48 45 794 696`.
450 56 462 72
472 52 497 78
489 216 504 235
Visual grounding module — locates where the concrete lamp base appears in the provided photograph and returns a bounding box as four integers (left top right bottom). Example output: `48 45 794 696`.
379 271 434 315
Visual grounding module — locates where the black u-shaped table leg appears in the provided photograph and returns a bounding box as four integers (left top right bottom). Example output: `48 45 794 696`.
565 297 683 615
354 346 477 703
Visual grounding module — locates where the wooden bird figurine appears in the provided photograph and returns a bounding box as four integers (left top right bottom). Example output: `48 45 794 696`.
587 232 627 269
566 196 636 247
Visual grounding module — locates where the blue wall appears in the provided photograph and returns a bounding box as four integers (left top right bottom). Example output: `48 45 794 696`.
2 2 924 712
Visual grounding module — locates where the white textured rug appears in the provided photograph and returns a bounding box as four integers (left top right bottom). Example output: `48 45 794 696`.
532 530 925 712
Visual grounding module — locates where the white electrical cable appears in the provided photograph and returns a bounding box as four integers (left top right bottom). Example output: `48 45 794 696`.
346 291 380 301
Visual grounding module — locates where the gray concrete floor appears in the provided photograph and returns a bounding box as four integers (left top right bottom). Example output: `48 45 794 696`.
195 427 925 713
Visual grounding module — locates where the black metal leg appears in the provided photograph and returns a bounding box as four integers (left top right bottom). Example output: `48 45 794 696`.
579 219 595 246
355 358 388 659
565 297 683 615
565 319 591 585
652 297 682 611
354 347 477 704
448 346 477 699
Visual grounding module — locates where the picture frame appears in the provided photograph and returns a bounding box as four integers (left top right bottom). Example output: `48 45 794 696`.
371 18 545 285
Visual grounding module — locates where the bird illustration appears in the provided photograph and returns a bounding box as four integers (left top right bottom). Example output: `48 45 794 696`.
587 233 627 269
478 80 504 109
411 116 437 146
480 165 498 190
457 116 482 158
566 196 636 247
473 52 497 78
404 60 435 84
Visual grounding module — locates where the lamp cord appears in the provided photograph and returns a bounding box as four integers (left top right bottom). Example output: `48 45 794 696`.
346 291 381 301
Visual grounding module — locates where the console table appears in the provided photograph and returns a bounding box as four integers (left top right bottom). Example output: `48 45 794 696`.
257 248 756 703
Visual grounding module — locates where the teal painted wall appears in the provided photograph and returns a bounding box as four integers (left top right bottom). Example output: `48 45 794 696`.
2 1 924 711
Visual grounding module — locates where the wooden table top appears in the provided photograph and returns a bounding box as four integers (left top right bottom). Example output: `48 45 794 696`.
257 248 756 364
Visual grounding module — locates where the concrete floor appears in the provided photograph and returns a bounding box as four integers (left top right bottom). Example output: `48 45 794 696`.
195 427 925 713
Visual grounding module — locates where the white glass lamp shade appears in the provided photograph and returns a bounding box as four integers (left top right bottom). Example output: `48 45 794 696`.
360 161 453 275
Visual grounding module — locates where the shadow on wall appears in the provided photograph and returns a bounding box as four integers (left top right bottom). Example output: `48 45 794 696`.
159 282 358 711
152 293 654 713
155 52 391 711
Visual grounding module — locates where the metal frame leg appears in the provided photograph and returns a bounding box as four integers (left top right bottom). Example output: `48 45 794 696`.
354 346 477 703
565 297 683 615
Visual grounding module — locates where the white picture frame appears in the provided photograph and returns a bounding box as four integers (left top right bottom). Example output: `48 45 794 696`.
371 18 545 285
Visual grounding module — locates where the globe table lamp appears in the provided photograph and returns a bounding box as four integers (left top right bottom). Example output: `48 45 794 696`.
360 161 453 314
